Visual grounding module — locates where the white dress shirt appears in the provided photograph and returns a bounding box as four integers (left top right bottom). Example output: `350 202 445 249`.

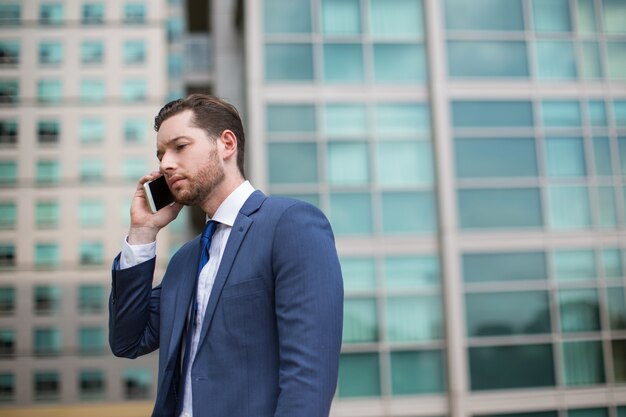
119 180 256 417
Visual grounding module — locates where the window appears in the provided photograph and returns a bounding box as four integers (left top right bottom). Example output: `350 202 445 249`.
545 137 586 177
0 120 17 144
34 285 60 314
79 241 103 265
445 0 524 31
34 328 60 356
265 44 314 82
79 370 105 399
36 160 60 185
458 188 543 229
386 295 441 340
78 284 103 314
0 41 19 65
327 141 369 185
79 118 104 144
268 142 318 184
341 258 376 290
382 192 436 234
123 40 146 64
321 0 361 35
337 353 380 397
323 44 364 83
0 329 15 357
79 326 104 355
123 368 151 399
38 120 59 144
122 158 147 182
383 256 440 288
37 79 62 104
377 141 433 186
39 3 63 25
82 3 104 25
80 40 104 64
324 104 367 135
373 44 426 83
35 243 59 268
34 371 60 401
582 41 603 79
343 298 378 343
167 17 184 42
0 202 15 229
0 244 15 267
79 158 104 183
124 118 147 143
0 4 20 26
558 289 600 332
607 42 626 80
0 80 18 103
79 79 105 104
0 373 14 402
562 341 605 385
79 199 104 227
0 287 15 313
535 41 577 80
448 41 529 78
390 350 445 395
375 103 430 135
124 3 145 24
0 161 16 185
36 201 59 228
455 138 537 178
548 186 591 229
469 344 555 390
122 79 146 102
369 0 424 37
264 0 311 34
267 104 316 133
532 0 572 32
452 101 534 128
463 252 547 283
466 291 551 336
329 193 373 235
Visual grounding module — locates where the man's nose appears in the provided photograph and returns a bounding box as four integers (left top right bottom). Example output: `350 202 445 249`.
159 152 176 173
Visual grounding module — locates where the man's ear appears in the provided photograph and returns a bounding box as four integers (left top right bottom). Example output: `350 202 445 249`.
219 129 238 160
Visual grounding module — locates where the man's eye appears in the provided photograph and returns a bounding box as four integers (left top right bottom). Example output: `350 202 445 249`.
176 144 187 151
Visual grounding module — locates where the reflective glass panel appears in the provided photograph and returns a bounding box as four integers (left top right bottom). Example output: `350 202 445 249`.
384 256 439 288
123 40 145 64
577 0 597 32
532 0 571 32
615 101 626 127
124 3 145 24
265 44 314 81
469 344 555 390
0 161 16 184
79 79 105 103
448 41 528 78
36 201 58 228
386 296 441 341
82 3 105 25
463 252 547 283
588 101 607 126
122 368 151 399
79 326 104 354
569 409 608 417
79 200 104 227
122 79 146 102
607 42 626 79
607 287 626 330
78 284 104 313
268 142 317 184
597 186 617 228
34 371 59 399
562 341 605 385
79 241 103 265
373 44 426 83
377 141 433 186
369 0 423 37
536 41 577 79
323 44 364 83
39 41 62 65
40 3 63 25
374 103 429 134
455 138 537 178
264 0 311 34
37 80 62 104
324 104 367 136
390 350 445 395
36 160 60 184
582 41 603 79
327 141 369 185
602 249 623 280
466 291 551 337
338 353 380 397
603 0 626 34
341 258 376 290
124 118 147 143
548 186 591 229
452 101 533 127
80 40 104 64
0 202 15 229
121 158 147 182
329 192 372 235
545 137 586 177
267 104 316 133
34 328 60 354
79 158 104 182
381 192 435 234
80 370 105 399
613 340 626 382
322 0 360 35
343 298 377 343
542 101 581 127
559 289 600 332
445 0 523 31
458 188 543 229
79 119 104 144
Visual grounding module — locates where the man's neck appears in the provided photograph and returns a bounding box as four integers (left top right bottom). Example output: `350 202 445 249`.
200 176 246 218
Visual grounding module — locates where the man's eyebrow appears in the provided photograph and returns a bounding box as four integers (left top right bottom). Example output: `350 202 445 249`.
156 136 188 159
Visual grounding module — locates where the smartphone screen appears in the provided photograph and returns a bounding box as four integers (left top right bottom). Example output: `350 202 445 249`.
143 175 175 213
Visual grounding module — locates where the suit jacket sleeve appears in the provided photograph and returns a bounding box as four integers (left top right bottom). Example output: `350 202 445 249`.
108 255 161 358
272 202 344 417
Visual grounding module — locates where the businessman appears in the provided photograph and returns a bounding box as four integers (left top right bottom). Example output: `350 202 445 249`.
108 94 344 417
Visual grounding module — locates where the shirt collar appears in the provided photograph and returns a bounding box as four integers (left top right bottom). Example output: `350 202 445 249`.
209 180 255 227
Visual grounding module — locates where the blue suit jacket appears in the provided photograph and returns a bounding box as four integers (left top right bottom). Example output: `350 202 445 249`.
109 191 343 417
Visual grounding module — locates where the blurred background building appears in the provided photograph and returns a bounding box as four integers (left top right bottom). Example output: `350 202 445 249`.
0 0 625 417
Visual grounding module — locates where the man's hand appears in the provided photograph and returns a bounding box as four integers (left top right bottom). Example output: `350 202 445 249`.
127 172 183 245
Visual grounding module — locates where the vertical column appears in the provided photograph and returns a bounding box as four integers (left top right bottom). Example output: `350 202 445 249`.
423 2 468 417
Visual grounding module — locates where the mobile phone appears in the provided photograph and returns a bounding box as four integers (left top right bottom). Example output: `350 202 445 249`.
143 175 175 213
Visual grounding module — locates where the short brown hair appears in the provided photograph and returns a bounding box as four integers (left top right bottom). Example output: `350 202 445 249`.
154 94 246 178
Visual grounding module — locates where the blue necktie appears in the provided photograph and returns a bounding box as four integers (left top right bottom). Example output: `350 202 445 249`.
179 220 217 405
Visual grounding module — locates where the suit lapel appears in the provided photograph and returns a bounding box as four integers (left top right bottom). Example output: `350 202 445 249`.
195 190 266 353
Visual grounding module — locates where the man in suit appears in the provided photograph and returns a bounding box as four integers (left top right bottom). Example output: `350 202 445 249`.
109 94 344 417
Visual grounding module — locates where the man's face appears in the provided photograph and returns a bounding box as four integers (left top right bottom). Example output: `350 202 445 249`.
156 110 225 206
